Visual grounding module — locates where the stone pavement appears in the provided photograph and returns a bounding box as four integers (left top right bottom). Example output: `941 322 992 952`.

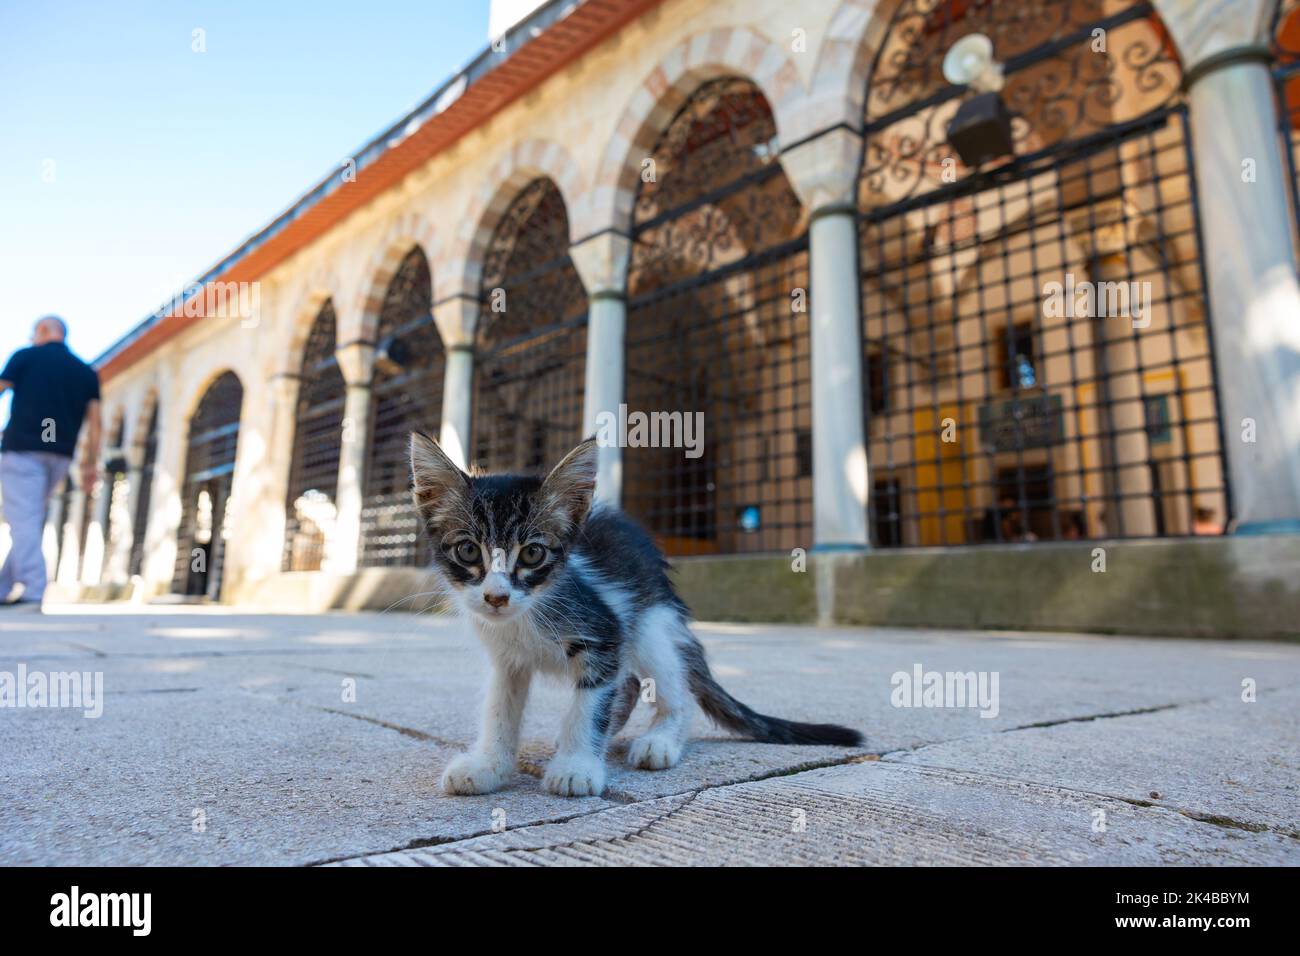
1 607 1296 866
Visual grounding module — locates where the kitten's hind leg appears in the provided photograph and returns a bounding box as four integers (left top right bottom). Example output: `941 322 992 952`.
626 605 693 771
609 674 641 737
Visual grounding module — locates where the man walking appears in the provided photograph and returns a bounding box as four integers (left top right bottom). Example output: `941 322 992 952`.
0 317 102 609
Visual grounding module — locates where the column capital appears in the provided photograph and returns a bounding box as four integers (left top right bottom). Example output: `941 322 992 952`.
1153 0 1275 73
334 340 375 387
779 126 864 214
569 230 632 298
432 294 480 350
267 372 301 402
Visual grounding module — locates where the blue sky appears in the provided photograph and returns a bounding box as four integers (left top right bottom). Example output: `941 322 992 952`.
0 0 493 379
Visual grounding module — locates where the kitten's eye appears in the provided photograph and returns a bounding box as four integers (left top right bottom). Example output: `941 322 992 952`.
454 541 481 565
518 544 547 568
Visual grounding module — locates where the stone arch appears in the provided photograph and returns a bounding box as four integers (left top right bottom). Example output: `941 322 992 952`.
352 210 440 344
590 26 805 238
449 138 586 299
180 366 245 428
470 174 588 475
805 0 892 138
276 264 341 377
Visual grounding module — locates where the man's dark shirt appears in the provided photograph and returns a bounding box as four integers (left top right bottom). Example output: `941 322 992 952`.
1 342 101 458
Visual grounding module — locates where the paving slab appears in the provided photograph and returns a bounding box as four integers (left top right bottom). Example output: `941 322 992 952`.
887 688 1300 837
2 608 1298 866
0 682 613 866
333 760 1298 866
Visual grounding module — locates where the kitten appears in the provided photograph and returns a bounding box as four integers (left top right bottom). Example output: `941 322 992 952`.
410 432 862 798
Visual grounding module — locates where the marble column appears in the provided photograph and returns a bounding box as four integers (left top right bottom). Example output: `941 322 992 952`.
569 230 632 507
780 127 871 549
329 341 375 573
1158 0 1300 532
432 294 480 472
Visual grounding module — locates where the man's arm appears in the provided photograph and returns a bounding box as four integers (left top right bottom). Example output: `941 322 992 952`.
0 379 12 396
80 399 102 492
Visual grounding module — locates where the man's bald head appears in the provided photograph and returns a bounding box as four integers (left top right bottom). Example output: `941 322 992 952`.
32 316 68 346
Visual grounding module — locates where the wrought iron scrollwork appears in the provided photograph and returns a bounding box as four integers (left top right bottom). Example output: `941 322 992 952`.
478 177 586 347
630 77 805 291
473 177 586 475
860 0 1182 206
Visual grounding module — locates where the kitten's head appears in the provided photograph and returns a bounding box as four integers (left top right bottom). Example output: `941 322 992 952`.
409 433 597 624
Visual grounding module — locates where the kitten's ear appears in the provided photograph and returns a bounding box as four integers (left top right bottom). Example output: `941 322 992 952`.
539 436 598 530
409 431 469 519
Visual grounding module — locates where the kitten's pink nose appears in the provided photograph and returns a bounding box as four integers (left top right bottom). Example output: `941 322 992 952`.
484 592 509 609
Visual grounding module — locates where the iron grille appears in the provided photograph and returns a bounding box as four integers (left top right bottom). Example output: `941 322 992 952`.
1273 0 1300 259
472 177 587 476
173 372 243 597
359 247 444 568
624 78 812 555
858 0 1228 547
283 301 346 571
128 403 158 578
97 415 128 582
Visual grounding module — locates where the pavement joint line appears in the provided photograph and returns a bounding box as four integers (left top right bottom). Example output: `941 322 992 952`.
59 641 109 658
1177 810 1292 837
998 700 1198 732
864 696 1217 768
284 663 379 679
501 791 705 860
114 687 201 695
314 706 462 748
304 795 652 867
233 683 465 748
877 751 1300 841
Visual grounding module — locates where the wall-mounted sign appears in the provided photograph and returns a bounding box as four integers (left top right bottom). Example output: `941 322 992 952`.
978 393 1064 452
1144 394 1172 444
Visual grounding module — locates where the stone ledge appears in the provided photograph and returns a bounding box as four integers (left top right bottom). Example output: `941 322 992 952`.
78 534 1299 640
828 535 1300 640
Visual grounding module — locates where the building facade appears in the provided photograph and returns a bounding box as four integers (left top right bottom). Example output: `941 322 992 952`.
37 0 1300 632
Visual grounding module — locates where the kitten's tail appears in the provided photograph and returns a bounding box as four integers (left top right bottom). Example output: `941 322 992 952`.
680 639 863 747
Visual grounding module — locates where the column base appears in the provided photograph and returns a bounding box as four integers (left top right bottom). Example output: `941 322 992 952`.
1235 520 1300 535
811 542 870 554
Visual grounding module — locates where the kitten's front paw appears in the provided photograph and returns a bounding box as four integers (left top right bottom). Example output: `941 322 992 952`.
627 734 683 771
542 754 606 797
441 752 510 795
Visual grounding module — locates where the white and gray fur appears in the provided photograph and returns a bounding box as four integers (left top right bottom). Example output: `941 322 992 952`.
410 433 862 798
